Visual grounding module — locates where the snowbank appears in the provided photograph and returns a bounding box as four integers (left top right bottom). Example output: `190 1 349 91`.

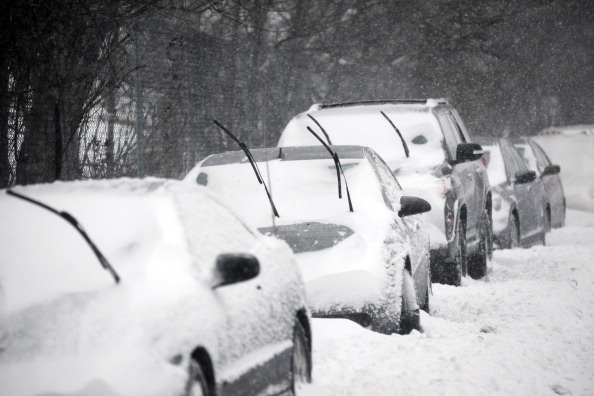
300 209 594 395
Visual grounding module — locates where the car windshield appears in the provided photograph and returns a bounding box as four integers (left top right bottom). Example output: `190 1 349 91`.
194 148 394 239
281 106 446 173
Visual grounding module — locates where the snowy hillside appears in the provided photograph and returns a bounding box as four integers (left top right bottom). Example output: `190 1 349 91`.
533 131 594 212
300 133 594 396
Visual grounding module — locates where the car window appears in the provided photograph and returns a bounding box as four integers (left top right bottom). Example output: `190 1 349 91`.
503 142 529 180
365 148 402 211
445 112 467 143
529 140 552 170
436 112 458 160
501 143 519 181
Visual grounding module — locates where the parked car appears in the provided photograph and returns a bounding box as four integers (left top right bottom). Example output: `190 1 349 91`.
513 137 565 228
0 179 311 396
480 139 549 248
185 145 431 335
278 99 492 286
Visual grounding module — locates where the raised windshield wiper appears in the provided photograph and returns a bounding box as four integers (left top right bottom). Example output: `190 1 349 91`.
380 110 409 158
6 190 120 284
307 114 332 145
213 120 279 217
306 126 354 212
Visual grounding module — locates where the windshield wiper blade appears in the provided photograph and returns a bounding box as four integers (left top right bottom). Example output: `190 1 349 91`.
380 110 409 158
213 120 279 217
6 190 120 284
306 126 354 212
307 114 332 145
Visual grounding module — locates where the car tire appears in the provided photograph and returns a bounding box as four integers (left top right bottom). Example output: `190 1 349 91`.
486 211 493 260
420 271 430 314
468 211 489 280
540 209 550 246
446 219 466 287
509 215 520 248
187 359 210 396
399 269 420 334
292 321 311 393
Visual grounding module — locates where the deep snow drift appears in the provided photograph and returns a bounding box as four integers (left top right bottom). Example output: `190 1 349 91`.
301 209 594 395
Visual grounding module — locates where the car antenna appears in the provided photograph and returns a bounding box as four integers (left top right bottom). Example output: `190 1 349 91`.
213 120 279 217
306 126 354 212
380 110 409 158
307 114 333 145
6 189 120 284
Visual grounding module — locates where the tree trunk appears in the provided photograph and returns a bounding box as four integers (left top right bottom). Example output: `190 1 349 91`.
0 57 10 188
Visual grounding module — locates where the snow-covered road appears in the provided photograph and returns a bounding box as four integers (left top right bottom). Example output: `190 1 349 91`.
302 209 594 396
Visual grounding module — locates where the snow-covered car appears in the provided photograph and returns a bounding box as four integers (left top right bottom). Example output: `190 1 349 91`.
185 145 431 335
481 139 549 248
278 100 492 286
0 179 311 396
513 137 565 228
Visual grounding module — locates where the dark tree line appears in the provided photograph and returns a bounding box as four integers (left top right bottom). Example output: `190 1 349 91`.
1 0 593 187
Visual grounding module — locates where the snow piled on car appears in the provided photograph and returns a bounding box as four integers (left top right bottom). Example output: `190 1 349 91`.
0 178 303 396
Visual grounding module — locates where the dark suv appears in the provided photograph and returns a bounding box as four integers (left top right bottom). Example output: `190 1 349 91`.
279 99 492 285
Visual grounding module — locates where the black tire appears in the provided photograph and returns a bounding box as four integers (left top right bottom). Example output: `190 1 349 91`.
445 219 466 287
468 211 489 280
186 359 210 396
486 211 494 260
420 271 430 314
399 270 421 334
540 209 550 246
509 215 520 248
292 321 311 393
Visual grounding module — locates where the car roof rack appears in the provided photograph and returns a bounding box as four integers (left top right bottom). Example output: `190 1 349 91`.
312 98 449 110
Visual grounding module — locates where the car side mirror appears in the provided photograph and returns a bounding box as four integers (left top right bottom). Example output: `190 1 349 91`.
456 143 484 163
515 170 537 184
399 196 432 217
212 253 260 289
541 164 560 176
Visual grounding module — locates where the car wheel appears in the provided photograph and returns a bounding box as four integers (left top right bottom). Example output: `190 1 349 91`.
187 359 210 396
446 219 466 286
399 269 420 334
509 215 520 248
468 211 489 280
292 320 311 393
486 211 493 260
540 209 550 246
420 271 430 314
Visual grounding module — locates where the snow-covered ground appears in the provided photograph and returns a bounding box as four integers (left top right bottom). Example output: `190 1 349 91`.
301 131 594 396
301 208 594 395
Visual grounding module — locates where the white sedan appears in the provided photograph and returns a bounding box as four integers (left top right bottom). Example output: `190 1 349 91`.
0 179 310 396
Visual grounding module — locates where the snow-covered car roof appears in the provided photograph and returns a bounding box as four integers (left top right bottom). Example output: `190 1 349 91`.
278 103 446 172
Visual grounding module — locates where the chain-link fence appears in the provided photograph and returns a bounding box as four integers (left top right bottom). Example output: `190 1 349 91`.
77 16 315 182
